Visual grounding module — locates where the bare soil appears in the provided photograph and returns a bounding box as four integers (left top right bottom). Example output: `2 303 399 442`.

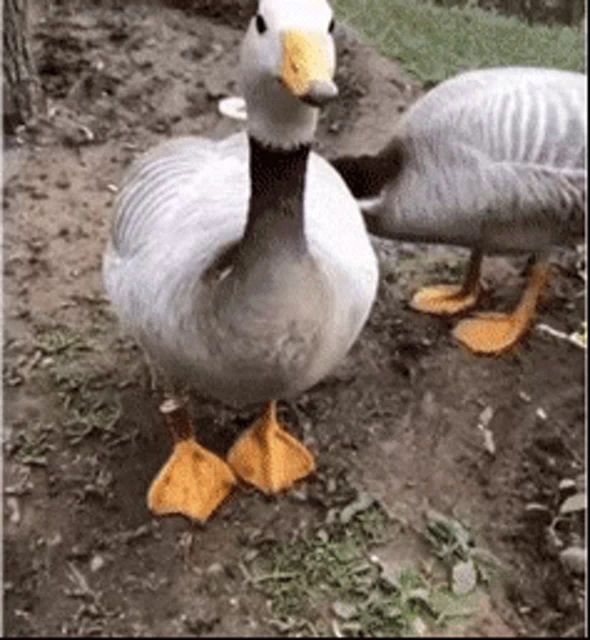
3 1 586 637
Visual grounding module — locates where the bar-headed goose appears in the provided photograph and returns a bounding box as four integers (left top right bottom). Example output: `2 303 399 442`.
332 66 586 355
103 0 378 521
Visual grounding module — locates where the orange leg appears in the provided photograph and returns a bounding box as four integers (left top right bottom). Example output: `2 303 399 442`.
147 397 236 522
453 260 551 355
227 401 315 495
410 249 483 316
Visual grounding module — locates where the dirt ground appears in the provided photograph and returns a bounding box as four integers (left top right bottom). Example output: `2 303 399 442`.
3 1 586 637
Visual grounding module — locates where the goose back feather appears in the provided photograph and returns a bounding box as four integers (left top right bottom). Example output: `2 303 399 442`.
348 67 586 252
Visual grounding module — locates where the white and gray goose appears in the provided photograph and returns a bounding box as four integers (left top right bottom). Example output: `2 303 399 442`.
103 0 378 522
332 66 586 355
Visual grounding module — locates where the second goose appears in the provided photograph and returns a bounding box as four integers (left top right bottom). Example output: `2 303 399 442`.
333 66 586 355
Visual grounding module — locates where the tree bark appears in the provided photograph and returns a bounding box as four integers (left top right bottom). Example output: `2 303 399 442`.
3 0 44 134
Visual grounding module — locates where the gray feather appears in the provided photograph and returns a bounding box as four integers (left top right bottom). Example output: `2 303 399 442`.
370 66 586 253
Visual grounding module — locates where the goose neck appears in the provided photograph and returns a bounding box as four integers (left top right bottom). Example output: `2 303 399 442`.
240 135 311 256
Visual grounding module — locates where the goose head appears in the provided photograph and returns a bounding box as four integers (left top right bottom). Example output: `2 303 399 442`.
240 0 337 149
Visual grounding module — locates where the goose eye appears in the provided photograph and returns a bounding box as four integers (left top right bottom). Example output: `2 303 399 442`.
328 18 335 34
256 14 267 34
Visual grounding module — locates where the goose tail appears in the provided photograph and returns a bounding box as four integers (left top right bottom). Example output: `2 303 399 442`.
330 137 405 200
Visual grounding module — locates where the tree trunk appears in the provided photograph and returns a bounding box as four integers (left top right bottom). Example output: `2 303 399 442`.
3 0 44 134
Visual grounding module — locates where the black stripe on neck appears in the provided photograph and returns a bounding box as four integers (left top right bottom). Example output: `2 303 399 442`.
241 136 311 253
202 137 313 285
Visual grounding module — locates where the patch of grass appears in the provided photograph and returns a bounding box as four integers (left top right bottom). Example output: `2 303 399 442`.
36 325 98 396
5 421 56 467
63 396 122 447
32 324 125 447
333 0 585 85
36 324 92 358
247 502 482 636
424 509 503 593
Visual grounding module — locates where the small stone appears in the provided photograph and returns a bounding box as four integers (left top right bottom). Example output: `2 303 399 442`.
244 549 258 562
519 606 532 615
90 555 105 573
7 497 20 525
290 487 308 502
560 547 586 575
379 563 402 590
483 429 496 456
478 406 494 429
332 601 357 620
559 479 577 496
317 529 329 544
452 560 477 595
326 477 337 494
69 543 90 559
412 617 428 637
47 533 63 547
560 493 586 515
206 562 224 577
536 408 548 421
325 508 338 525
420 391 437 419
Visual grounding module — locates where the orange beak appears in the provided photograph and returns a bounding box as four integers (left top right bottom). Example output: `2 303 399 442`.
281 30 338 106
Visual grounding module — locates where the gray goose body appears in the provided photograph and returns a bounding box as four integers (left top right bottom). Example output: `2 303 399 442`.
104 135 378 406
332 66 586 355
102 0 379 522
340 66 586 253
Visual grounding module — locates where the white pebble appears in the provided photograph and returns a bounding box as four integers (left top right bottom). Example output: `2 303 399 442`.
536 408 548 421
560 547 586 575
90 555 105 573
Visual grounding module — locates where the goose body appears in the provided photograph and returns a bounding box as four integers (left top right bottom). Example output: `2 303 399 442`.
333 66 586 355
103 0 378 521
351 67 586 249
104 133 377 406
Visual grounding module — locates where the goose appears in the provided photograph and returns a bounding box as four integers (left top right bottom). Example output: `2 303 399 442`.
103 0 378 522
332 66 586 355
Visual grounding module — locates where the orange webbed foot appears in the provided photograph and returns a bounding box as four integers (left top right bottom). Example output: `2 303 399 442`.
453 311 531 355
227 402 315 495
453 260 550 356
147 439 237 522
410 283 482 316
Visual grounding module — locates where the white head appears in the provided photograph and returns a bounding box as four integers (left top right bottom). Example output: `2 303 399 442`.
240 0 337 149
